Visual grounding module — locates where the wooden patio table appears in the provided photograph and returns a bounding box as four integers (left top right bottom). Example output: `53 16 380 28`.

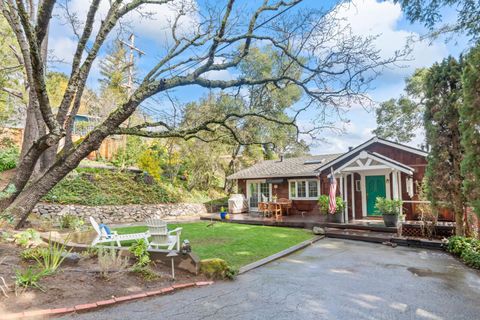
268 200 292 216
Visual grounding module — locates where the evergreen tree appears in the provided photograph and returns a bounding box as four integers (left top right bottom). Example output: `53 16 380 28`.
460 44 480 217
373 68 428 143
424 57 465 235
99 41 129 99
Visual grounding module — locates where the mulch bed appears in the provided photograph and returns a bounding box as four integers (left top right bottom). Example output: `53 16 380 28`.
0 242 206 314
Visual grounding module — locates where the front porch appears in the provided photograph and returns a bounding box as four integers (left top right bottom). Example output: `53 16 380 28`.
326 150 417 222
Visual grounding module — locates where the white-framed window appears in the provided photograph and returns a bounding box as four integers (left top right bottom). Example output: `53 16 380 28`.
288 179 320 200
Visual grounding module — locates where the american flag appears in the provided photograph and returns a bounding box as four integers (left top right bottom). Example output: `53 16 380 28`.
329 168 337 214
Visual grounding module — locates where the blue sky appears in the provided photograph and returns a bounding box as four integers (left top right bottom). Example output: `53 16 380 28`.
48 0 471 155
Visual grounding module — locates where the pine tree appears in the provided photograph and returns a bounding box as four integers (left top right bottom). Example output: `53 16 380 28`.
99 41 129 98
424 57 466 236
460 44 480 217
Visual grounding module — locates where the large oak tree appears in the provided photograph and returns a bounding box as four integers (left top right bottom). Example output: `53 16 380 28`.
0 0 399 228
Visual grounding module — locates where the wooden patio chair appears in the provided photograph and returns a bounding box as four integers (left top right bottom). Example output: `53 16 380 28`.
90 216 149 247
258 202 271 218
268 202 282 221
277 198 292 216
145 218 183 251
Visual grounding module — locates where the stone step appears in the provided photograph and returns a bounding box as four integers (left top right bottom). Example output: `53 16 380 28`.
325 228 393 243
322 222 397 233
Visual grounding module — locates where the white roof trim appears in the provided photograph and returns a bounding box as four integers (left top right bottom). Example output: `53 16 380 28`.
331 151 414 176
316 137 427 172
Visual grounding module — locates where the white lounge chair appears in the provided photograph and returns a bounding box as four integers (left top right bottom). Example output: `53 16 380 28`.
145 218 182 251
89 217 150 247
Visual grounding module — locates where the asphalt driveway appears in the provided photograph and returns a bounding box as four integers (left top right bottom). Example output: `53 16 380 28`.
62 239 480 320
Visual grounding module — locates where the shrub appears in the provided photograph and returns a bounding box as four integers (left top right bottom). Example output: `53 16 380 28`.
0 139 19 172
20 247 48 261
447 236 480 269
13 229 42 248
200 258 237 280
137 149 163 182
15 267 46 292
375 197 403 215
58 214 85 231
131 265 158 281
317 195 345 215
81 246 99 259
129 239 151 268
317 195 329 214
97 248 129 279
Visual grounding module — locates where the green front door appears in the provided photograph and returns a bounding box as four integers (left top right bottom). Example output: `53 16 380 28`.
366 175 386 216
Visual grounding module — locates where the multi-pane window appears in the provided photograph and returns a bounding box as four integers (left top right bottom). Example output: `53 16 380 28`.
308 181 318 198
289 181 296 198
260 183 270 201
289 180 319 199
297 181 306 198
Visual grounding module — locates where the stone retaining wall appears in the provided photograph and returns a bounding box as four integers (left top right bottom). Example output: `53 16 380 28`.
33 202 208 224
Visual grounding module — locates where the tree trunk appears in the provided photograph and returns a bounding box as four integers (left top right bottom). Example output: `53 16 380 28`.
7 162 71 228
223 145 240 193
455 209 465 236
6 122 111 228
453 193 465 236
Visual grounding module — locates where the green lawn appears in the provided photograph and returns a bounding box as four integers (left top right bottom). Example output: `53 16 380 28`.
115 222 314 269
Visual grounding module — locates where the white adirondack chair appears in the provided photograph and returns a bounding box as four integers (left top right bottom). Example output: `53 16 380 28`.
145 218 182 251
89 217 149 247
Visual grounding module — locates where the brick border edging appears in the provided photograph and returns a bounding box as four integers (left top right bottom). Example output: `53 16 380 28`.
0 281 214 320
238 235 325 274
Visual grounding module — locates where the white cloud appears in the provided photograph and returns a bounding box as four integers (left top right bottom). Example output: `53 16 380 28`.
49 36 77 64
63 0 199 42
333 0 449 76
307 120 375 154
202 69 234 81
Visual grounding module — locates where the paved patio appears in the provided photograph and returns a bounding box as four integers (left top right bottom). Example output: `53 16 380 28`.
62 239 480 320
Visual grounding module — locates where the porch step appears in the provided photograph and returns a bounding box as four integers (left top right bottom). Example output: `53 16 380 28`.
325 228 394 243
322 222 397 233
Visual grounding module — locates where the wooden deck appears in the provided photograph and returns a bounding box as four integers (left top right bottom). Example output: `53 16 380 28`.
200 213 398 233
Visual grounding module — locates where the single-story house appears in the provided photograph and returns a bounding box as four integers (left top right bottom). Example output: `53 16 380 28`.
227 137 453 222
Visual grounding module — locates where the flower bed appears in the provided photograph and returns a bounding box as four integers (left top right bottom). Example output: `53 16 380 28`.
0 229 206 314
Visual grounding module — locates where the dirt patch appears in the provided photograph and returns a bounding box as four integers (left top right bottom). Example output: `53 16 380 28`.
0 242 207 314
0 169 15 190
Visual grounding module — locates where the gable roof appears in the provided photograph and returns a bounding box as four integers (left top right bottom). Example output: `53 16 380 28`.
227 153 341 180
331 151 415 176
315 137 428 173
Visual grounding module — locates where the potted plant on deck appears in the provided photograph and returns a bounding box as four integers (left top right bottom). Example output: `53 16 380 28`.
318 195 345 223
375 197 403 227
